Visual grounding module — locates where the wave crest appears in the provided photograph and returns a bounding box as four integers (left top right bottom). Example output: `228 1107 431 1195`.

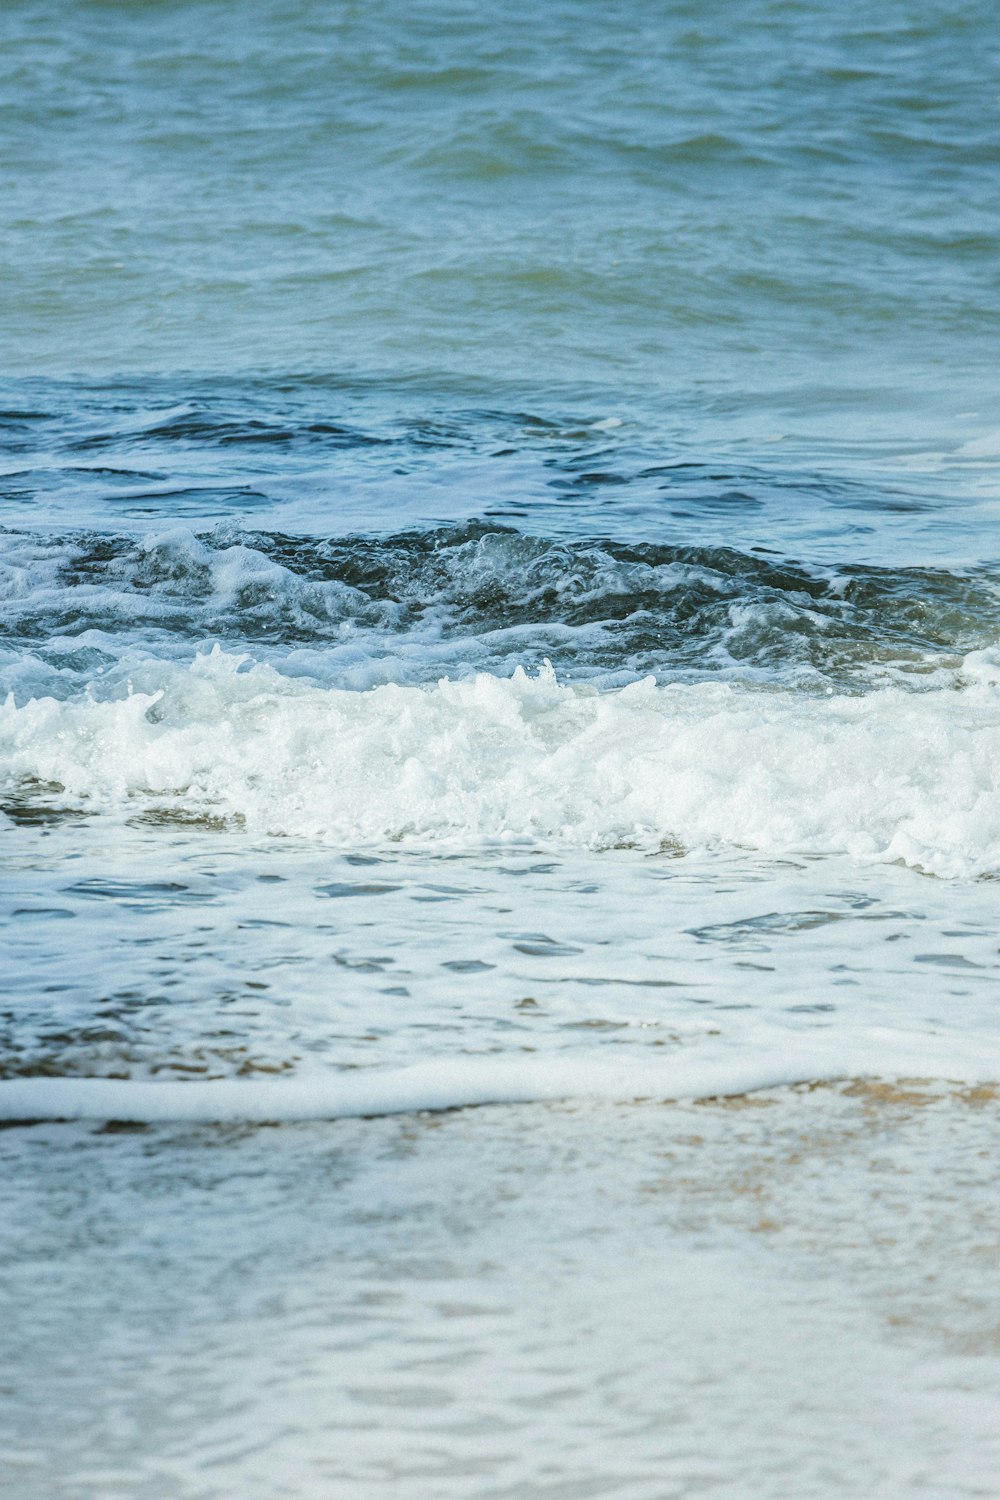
4 649 1000 878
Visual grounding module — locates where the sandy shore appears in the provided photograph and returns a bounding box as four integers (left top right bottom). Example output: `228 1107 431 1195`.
2 1080 998 1498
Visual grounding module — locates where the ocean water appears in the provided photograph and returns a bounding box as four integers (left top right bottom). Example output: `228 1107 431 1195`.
3 1 1000 1494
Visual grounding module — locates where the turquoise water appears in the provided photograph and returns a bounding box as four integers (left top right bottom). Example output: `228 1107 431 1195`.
5 0 1000 560
4 0 1000 562
4 3 1000 1495
4 0 1000 426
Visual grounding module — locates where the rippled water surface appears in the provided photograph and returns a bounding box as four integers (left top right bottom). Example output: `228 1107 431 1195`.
4 2 1000 1495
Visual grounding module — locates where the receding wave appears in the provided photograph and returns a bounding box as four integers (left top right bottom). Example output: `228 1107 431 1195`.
4 649 1000 877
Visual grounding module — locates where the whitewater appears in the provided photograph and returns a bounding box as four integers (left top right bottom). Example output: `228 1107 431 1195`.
6 646 1000 876
5 501 1000 1127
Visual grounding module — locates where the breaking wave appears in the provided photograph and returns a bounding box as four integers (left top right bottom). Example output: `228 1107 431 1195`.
3 522 999 691
4 647 1000 878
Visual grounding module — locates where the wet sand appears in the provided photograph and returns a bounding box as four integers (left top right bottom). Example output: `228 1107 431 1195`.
3 1081 998 1498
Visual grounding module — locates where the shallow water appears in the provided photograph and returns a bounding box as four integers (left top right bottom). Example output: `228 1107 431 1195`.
4 0 1000 1492
6 390 1000 1106
4 1091 1000 1498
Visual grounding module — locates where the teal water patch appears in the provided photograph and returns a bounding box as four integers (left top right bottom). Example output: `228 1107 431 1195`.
2 0 999 457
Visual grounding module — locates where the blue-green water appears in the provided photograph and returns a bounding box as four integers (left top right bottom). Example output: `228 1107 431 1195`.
5 5 1000 1496
5 0 1000 550
5 0 1000 561
3 0 1000 419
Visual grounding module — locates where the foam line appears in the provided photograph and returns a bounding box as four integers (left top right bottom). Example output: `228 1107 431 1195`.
2 1034 997 1123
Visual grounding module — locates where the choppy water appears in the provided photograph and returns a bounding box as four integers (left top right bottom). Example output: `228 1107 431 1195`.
4 1 1000 1494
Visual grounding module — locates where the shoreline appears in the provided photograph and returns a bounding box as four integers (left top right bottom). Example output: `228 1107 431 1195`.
1 1058 998 1126
4 1085 999 1496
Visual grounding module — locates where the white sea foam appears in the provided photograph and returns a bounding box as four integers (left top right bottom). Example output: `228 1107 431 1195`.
2 1025 998 1121
4 648 1000 876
